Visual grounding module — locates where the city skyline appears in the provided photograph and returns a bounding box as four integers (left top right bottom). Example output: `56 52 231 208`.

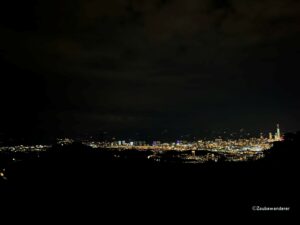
0 0 297 216
0 124 283 166
0 123 283 146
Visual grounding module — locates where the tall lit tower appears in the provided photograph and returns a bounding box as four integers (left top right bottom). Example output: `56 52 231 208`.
276 124 281 141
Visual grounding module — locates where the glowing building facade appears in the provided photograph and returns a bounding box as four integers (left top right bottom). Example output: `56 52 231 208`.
268 124 282 142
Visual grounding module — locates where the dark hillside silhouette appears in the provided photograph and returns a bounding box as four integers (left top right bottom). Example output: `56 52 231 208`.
1 133 298 216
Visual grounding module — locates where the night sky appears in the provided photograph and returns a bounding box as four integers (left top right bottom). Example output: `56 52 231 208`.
1 0 300 140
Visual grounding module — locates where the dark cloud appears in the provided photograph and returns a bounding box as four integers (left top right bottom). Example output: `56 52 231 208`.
1 0 300 139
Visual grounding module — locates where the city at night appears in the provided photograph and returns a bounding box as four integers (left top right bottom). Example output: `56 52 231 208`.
0 0 299 219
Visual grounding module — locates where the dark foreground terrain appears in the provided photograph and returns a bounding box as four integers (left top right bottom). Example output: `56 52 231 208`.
0 133 299 218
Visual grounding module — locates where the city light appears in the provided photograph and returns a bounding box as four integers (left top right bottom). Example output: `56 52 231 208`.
0 124 283 164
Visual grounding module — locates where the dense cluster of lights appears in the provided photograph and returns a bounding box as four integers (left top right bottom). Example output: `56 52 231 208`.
79 125 282 163
79 137 271 163
0 145 51 153
0 125 283 164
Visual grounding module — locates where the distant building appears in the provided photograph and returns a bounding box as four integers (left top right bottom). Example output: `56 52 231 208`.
268 124 282 142
269 132 273 141
152 141 161 146
275 124 282 141
260 133 264 139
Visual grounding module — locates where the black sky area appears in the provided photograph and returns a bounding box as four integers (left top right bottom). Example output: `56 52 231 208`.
1 0 300 141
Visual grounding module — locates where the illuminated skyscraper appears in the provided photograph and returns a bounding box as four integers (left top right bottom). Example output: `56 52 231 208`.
269 132 273 140
276 124 281 141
